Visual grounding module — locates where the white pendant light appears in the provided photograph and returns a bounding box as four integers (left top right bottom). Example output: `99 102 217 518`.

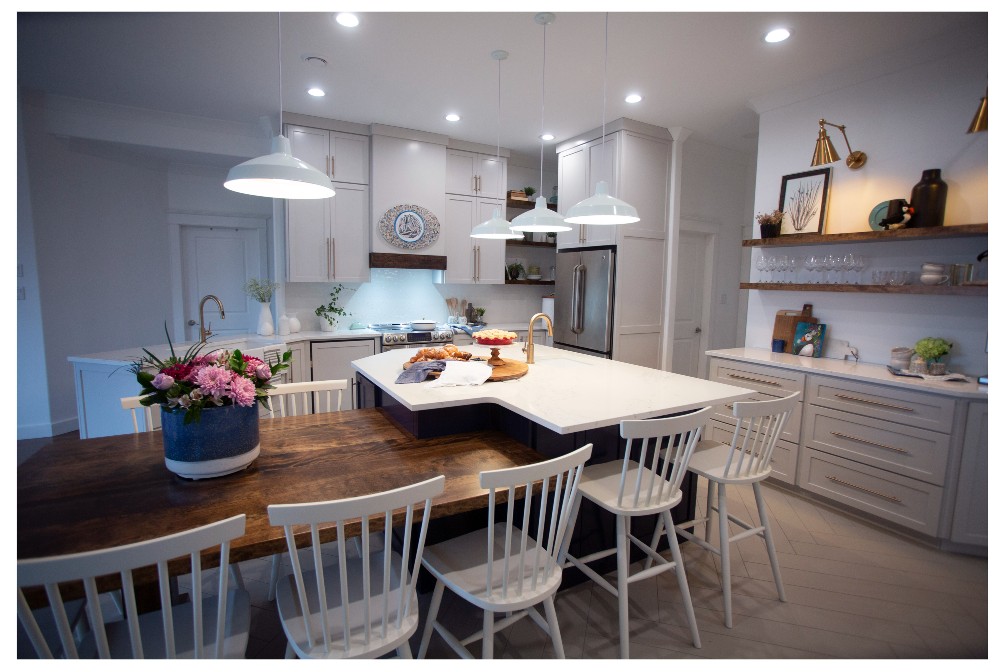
511 13 570 234
564 13 639 226
225 14 334 200
471 50 522 240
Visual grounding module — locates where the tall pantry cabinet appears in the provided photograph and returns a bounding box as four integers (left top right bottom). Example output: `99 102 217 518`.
284 123 370 283
556 118 673 368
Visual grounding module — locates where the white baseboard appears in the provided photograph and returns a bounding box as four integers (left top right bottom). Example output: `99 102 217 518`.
17 416 79 440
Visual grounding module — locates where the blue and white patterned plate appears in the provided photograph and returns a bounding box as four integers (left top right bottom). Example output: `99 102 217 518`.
378 204 440 250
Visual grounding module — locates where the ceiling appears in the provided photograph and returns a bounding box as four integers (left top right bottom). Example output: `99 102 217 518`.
17 11 984 161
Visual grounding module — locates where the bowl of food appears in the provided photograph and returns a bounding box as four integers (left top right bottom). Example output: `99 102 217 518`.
473 329 518 346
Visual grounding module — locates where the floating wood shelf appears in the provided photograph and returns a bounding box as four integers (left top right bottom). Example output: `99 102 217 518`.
740 282 987 296
742 223 987 247
506 239 556 248
506 197 558 211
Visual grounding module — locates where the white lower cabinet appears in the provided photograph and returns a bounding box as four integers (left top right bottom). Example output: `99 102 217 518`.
706 350 986 548
286 341 310 383
311 339 376 410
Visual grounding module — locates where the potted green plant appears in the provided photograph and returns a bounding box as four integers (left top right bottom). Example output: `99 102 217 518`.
913 337 952 375
475 307 486 325
523 186 536 199
756 209 784 239
506 262 525 280
315 284 351 332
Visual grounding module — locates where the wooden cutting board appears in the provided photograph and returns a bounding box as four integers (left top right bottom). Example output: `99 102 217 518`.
772 304 817 354
403 358 528 382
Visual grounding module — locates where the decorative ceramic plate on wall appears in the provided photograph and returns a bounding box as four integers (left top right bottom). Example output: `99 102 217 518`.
378 204 440 250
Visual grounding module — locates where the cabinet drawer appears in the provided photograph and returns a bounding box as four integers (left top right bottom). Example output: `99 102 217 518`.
798 448 942 535
806 376 954 432
804 405 949 486
706 419 797 486
709 359 804 397
711 392 801 443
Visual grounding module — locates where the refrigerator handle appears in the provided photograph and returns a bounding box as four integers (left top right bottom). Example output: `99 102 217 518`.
572 264 586 334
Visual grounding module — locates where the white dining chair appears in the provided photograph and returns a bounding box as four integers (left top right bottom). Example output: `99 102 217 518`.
17 514 250 659
417 444 592 660
267 475 445 659
263 378 351 600
267 379 348 417
671 392 800 628
560 408 712 657
120 396 155 434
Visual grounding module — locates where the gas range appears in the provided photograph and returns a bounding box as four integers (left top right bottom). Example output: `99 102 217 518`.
369 323 454 351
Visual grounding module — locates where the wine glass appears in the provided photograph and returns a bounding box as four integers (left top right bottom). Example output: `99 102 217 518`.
788 256 798 284
756 254 767 282
853 255 867 284
765 256 777 283
843 253 856 284
776 255 788 283
804 255 819 283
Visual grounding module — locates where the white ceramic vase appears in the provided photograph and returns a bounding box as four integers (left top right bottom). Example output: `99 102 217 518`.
288 314 301 333
319 317 335 332
257 302 274 336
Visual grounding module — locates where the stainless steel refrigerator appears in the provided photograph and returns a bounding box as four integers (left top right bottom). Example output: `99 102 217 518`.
553 246 616 358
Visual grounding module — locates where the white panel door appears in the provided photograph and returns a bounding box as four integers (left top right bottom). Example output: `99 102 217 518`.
180 224 264 341
311 339 377 410
477 155 506 199
444 194 476 283
476 198 506 284
671 230 711 377
331 183 369 282
445 149 477 195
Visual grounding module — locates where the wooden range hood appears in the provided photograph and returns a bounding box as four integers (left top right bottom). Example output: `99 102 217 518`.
369 252 447 271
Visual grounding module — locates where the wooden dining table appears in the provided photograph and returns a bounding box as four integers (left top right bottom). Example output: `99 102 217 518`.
18 408 549 568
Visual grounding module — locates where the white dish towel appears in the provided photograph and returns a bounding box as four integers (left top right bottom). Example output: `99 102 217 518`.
425 360 493 387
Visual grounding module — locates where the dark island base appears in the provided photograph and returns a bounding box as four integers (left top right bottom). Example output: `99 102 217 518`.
357 373 699 590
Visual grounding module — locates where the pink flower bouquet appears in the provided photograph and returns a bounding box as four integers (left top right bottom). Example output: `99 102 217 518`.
133 325 290 424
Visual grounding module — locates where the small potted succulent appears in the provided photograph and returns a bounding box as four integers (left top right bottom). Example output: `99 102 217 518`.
913 337 952 375
756 209 784 239
523 186 536 200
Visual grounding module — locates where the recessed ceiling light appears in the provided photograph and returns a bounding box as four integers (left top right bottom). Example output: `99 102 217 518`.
336 13 359 28
445 113 461 122
307 88 326 97
539 133 555 141
625 93 642 104
765 28 790 43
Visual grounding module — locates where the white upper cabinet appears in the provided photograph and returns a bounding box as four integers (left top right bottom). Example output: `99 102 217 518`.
444 195 505 284
287 124 369 185
446 149 507 199
556 135 619 249
285 124 370 283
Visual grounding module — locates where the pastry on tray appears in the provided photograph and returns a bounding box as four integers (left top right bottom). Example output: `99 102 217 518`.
473 329 518 346
407 345 473 364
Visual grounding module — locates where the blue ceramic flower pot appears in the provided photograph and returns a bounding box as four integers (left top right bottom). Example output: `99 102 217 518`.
161 403 260 479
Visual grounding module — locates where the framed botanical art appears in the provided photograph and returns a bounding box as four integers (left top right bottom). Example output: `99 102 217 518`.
779 168 830 235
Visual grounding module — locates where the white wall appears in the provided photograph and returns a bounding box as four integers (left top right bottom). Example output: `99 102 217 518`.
678 138 756 353
747 26 987 374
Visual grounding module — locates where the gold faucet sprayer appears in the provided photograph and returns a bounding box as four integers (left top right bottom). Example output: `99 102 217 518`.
523 312 553 364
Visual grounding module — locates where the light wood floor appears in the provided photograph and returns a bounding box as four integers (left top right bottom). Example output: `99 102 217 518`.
237 478 988 659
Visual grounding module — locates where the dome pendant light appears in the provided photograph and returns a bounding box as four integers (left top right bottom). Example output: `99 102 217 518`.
511 13 570 234
564 13 639 226
225 14 334 200
471 50 522 240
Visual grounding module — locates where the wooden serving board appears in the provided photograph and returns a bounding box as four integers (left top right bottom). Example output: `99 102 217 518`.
402 357 528 382
772 304 817 354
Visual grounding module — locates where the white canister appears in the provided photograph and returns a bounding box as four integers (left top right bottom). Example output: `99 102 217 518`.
542 296 555 320
277 314 291 336
288 314 301 333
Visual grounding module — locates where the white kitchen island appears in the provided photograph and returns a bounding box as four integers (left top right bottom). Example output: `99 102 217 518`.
352 343 753 435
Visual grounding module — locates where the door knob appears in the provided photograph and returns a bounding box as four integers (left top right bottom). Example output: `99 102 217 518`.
695 327 702 333
188 319 197 326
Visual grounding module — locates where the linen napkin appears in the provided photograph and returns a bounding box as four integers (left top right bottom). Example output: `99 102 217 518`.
424 360 493 388
394 361 447 384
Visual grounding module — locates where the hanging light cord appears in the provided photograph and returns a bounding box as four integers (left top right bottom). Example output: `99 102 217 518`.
601 12 608 182
277 13 283 134
539 22 546 194
496 54 503 198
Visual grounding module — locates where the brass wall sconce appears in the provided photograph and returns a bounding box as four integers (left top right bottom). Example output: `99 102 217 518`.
810 118 867 170
967 92 987 133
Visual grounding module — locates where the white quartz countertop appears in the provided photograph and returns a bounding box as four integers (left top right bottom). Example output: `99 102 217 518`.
706 348 988 399
352 345 754 435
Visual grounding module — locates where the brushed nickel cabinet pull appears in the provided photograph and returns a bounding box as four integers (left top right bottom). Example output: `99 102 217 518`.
330 156 335 178
331 238 336 278
833 393 914 412
724 404 734 410
326 238 332 278
727 373 781 387
826 475 902 503
325 156 330 176
830 431 909 454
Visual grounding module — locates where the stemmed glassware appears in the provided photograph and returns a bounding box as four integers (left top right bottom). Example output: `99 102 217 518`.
804 255 819 283
853 255 866 284
756 254 767 282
